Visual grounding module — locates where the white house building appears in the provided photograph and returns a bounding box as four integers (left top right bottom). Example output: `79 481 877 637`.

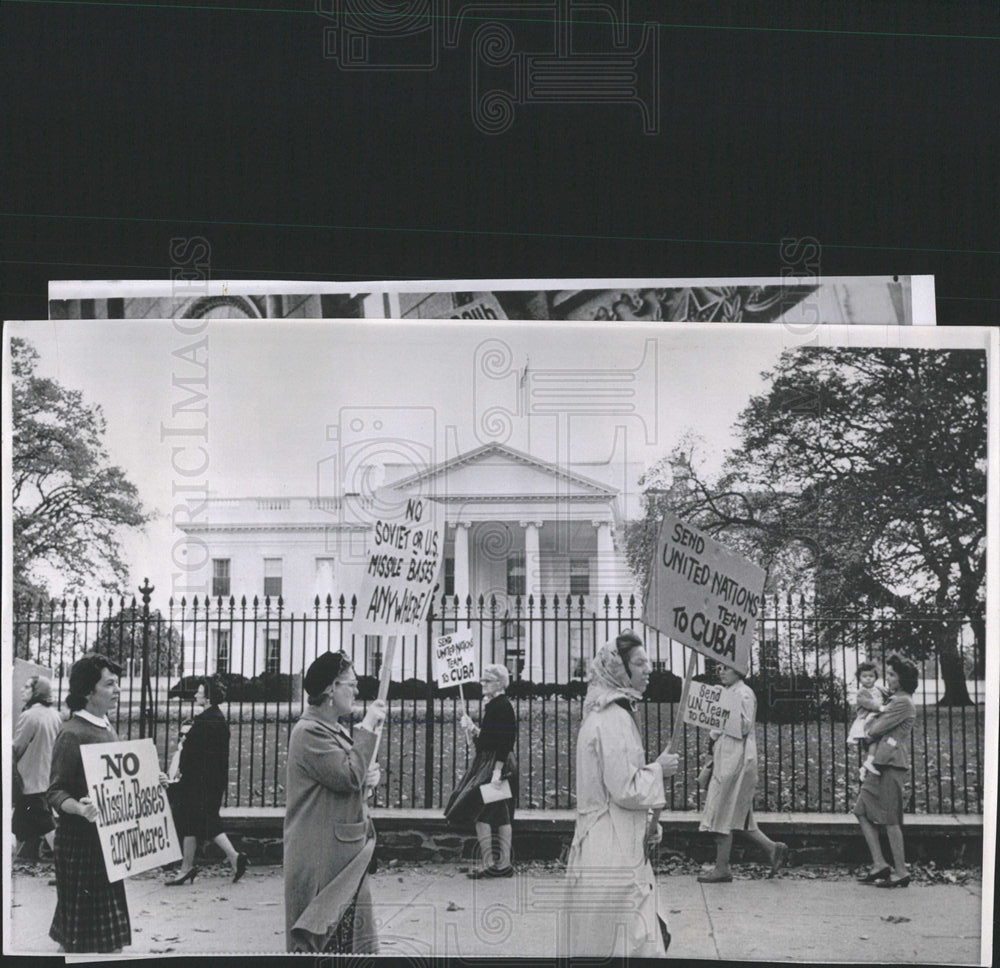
175 443 651 682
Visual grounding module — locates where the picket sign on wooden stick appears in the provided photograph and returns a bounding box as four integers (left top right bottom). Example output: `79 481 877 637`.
370 634 397 765
645 649 699 858
458 681 470 749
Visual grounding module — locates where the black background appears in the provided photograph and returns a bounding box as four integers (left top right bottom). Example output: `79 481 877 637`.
2 0 998 325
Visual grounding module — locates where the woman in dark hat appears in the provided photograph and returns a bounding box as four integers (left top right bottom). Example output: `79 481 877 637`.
853 655 919 888
46 653 131 953
284 651 387 953
164 676 247 885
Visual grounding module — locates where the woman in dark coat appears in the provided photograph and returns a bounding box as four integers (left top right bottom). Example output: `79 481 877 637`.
47 654 130 953
853 655 919 888
445 663 519 878
165 676 247 885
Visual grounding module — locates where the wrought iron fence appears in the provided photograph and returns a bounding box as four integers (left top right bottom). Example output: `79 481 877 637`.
12 590 985 815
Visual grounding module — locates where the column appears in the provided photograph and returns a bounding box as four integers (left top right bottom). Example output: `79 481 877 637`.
594 520 615 601
521 520 542 601
453 522 470 603
520 520 543 681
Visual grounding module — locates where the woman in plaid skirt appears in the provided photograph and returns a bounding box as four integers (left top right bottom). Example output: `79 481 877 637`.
46 654 131 954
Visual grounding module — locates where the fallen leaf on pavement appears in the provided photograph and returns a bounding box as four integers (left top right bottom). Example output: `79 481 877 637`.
446 902 464 912
881 915 911 924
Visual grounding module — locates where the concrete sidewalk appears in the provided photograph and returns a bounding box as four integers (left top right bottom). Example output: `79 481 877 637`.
7 862 985 962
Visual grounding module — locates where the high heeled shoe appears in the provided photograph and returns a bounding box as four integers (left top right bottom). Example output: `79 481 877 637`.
876 873 911 888
233 852 249 884
856 865 891 884
165 867 199 886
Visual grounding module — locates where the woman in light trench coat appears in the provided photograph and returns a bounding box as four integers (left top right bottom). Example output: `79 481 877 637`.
283 652 387 953
564 631 680 959
697 665 787 882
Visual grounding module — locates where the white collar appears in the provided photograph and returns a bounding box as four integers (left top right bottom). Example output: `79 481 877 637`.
75 709 111 728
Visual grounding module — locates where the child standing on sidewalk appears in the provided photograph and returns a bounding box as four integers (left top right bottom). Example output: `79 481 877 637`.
848 662 889 777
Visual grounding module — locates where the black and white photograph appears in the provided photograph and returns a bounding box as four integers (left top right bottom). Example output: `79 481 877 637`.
2 318 996 960
4 0 1000 964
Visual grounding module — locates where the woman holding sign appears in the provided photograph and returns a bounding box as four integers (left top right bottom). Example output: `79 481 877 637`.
284 651 387 953
46 653 132 954
445 663 519 878
697 665 787 882
565 632 680 958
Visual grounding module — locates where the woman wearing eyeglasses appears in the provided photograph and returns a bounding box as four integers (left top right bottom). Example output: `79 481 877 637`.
284 652 387 953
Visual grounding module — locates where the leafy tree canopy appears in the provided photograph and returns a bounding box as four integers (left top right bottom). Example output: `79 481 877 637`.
627 348 987 704
11 337 153 604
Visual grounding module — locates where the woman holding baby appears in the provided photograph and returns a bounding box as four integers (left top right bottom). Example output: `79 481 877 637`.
852 655 919 888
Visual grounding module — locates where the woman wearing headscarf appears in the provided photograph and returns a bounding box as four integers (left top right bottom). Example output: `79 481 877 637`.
444 663 519 878
164 676 247 885
13 676 62 861
564 631 680 959
284 651 387 953
46 654 131 953
853 655 919 889
697 664 787 882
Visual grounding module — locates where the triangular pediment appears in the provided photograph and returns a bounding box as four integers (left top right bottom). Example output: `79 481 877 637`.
386 443 617 500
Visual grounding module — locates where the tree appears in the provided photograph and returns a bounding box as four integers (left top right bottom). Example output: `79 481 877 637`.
11 337 153 605
627 349 987 705
92 604 184 677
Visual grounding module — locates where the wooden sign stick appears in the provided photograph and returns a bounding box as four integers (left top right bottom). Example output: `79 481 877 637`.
458 681 471 748
645 649 698 858
370 634 396 764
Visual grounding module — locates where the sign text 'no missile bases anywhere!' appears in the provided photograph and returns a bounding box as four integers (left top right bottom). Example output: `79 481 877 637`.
351 492 444 638
643 512 766 676
80 738 182 882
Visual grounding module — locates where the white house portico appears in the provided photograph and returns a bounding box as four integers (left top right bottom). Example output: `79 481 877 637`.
175 443 643 681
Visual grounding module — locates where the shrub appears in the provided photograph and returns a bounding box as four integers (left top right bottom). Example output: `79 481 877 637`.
747 672 847 723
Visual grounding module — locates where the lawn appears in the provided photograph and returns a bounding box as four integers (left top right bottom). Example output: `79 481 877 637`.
144 698 985 814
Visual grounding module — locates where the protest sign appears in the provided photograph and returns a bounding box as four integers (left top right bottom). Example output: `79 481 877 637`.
643 512 765 675
681 680 745 738
352 491 444 638
433 628 477 689
80 738 182 882
445 292 506 321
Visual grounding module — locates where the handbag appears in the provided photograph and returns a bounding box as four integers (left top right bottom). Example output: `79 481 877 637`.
697 760 714 792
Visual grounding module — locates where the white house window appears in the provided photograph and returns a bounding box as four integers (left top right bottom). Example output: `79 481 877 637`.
214 629 231 675
315 558 335 594
265 633 281 676
264 558 282 598
443 557 455 597
569 557 590 596
212 558 231 598
507 552 526 597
